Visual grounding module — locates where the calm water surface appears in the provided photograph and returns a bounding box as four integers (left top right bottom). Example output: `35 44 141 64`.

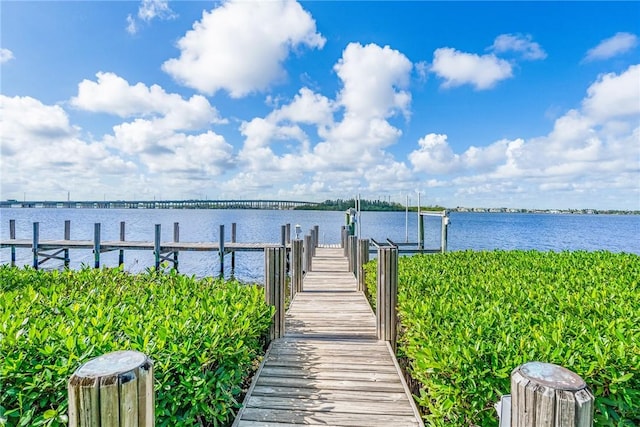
1 208 638 282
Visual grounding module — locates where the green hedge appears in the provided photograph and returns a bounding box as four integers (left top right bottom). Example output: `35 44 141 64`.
0 266 274 427
365 250 639 426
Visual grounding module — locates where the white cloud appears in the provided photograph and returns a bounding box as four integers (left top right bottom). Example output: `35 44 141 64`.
582 64 640 120
70 72 224 129
409 64 640 208
490 33 547 60
162 0 325 97
0 48 14 63
431 47 513 90
584 32 638 62
126 0 176 35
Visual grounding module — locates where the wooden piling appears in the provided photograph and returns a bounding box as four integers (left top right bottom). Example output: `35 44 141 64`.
418 214 424 251
32 222 39 269
173 222 179 271
285 223 291 245
441 214 449 253
265 246 286 342
219 224 225 278
64 220 71 267
93 223 101 269
231 222 237 273
291 239 303 297
511 362 594 427
68 350 154 427
303 235 312 273
348 235 357 274
154 224 161 269
310 228 317 257
119 222 125 267
376 246 398 349
313 225 319 248
357 239 370 293
9 219 15 266
341 226 347 249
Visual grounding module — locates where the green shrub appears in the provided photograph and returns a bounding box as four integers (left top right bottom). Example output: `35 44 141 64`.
365 250 640 426
0 266 274 427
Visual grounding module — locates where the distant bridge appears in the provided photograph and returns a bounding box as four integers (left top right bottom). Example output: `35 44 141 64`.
0 199 320 210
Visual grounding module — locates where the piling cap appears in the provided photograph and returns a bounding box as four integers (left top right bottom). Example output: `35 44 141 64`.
75 350 147 378
518 361 586 391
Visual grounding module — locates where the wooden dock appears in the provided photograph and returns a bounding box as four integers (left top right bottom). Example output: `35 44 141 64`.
234 247 424 427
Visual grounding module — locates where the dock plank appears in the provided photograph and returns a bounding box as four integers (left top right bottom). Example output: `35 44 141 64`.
233 247 423 426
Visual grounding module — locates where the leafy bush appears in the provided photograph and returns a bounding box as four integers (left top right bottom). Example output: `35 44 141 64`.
365 250 640 426
0 266 274 427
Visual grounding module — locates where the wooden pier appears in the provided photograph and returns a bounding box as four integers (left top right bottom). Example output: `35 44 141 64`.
234 247 424 426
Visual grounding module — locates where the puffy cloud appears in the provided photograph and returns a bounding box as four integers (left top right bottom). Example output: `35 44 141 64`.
162 0 325 97
584 32 638 62
0 48 14 63
431 47 513 90
582 64 640 120
270 88 334 127
490 33 547 60
0 95 137 199
70 72 224 128
126 0 176 35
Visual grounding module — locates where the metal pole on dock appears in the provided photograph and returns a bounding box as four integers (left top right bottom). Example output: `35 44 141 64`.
154 224 161 270
32 222 39 269
9 219 16 266
93 223 101 269
219 224 225 278
64 220 71 267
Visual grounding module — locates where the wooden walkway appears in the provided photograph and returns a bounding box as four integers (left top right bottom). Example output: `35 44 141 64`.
234 247 423 426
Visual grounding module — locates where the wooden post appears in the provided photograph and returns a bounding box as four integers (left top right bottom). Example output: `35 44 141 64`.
68 350 154 427
9 219 16 266
219 224 225 278
173 222 179 271
341 226 347 249
64 220 71 267
291 239 303 297
313 225 319 248
154 224 161 270
265 247 286 342
285 223 291 245
418 214 424 251
357 239 370 293
511 362 594 427
93 223 101 269
231 222 237 274
310 228 317 256
348 235 357 274
32 222 39 269
119 222 125 267
441 213 449 253
303 235 312 273
376 246 398 350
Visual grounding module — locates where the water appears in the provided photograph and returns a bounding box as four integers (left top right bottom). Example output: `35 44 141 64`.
1 208 638 282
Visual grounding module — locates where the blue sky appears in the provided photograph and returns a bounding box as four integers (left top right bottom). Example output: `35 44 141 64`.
1 1 639 210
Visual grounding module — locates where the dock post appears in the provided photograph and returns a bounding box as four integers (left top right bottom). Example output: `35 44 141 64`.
9 219 16 266
376 245 398 350
357 239 370 293
173 222 179 271
309 228 317 256
341 226 347 249
265 246 286 342
231 223 237 274
281 225 289 273
118 222 125 267
68 350 154 427
154 224 161 270
510 362 594 427
291 239 303 297
93 223 101 269
418 214 424 252
313 225 319 248
64 220 71 267
32 222 39 269
219 225 225 278
303 234 312 273
348 235 357 274
285 223 291 245
441 213 449 253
